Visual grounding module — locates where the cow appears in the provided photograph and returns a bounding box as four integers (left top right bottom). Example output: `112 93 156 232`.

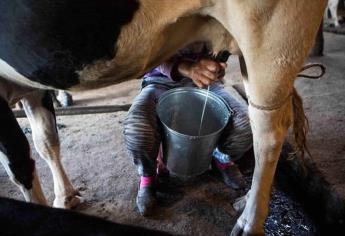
0 1 327 235
0 197 171 236
0 79 81 209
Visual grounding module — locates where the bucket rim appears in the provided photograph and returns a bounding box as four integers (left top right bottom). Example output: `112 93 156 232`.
157 87 231 139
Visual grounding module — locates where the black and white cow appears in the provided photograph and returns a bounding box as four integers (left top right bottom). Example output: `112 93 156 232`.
0 1 326 235
0 0 143 211
0 0 149 210
0 79 81 208
326 0 345 26
0 197 170 236
0 0 142 210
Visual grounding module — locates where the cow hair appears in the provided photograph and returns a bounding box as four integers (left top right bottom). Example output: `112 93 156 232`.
291 88 312 164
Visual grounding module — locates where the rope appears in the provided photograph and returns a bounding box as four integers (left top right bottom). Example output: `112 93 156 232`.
248 93 293 111
248 63 326 111
297 63 326 79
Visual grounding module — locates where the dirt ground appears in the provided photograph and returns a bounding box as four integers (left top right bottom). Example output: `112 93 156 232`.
0 32 344 235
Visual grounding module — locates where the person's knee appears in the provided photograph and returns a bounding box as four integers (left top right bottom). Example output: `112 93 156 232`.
123 112 160 151
124 99 157 132
124 104 159 143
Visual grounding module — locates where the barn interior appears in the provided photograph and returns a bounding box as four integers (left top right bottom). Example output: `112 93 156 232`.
0 2 345 236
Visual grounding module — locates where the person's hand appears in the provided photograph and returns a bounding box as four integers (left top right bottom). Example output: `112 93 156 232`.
177 58 227 88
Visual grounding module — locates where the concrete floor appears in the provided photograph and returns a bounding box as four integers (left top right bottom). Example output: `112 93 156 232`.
299 32 345 203
292 32 345 232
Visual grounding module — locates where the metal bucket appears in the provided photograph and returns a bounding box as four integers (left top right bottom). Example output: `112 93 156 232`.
157 87 231 178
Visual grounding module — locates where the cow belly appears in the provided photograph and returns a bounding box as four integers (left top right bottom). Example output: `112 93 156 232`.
0 59 50 90
0 0 140 90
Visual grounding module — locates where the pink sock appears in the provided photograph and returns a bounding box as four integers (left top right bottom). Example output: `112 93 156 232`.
156 145 168 175
140 176 155 189
215 160 234 170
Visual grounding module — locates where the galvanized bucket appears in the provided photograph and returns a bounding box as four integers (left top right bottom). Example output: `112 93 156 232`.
157 87 231 178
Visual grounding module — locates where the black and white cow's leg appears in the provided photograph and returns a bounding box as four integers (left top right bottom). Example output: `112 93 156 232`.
327 0 342 26
0 96 47 205
56 90 73 107
49 90 73 108
21 91 81 209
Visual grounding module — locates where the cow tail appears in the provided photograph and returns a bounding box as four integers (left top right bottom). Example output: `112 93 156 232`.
291 88 312 162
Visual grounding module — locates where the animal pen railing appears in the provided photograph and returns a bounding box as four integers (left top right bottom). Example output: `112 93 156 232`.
13 104 131 118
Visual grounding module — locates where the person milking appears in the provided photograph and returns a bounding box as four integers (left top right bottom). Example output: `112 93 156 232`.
123 42 253 216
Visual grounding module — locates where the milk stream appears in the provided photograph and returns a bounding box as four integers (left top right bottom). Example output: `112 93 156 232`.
198 86 210 136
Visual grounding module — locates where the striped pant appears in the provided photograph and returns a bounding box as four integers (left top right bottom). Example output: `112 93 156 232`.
123 77 252 177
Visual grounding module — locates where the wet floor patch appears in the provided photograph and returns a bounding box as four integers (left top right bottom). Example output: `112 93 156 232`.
265 188 317 236
154 172 319 235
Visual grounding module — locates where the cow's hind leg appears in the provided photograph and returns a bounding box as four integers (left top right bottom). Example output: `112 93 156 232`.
231 99 293 236
221 2 326 235
21 91 81 209
0 96 46 204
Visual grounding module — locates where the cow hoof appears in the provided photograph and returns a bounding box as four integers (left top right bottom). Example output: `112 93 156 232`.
53 191 82 209
339 17 345 26
230 223 264 236
233 193 248 213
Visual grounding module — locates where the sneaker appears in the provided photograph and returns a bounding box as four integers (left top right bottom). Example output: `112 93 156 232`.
212 160 246 190
136 186 156 216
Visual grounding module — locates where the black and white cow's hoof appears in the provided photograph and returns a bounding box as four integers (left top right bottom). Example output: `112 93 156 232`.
57 91 73 107
339 17 345 26
230 223 264 236
53 191 82 209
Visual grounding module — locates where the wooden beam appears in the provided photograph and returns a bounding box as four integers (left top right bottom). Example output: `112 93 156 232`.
14 104 131 118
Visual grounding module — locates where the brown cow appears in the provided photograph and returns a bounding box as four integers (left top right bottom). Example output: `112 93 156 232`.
0 1 327 235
